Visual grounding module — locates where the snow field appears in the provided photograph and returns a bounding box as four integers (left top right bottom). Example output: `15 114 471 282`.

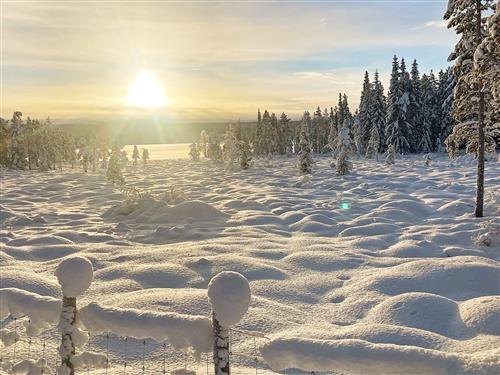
0 153 499 373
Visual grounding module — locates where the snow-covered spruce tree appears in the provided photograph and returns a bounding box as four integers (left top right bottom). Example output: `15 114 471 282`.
437 68 455 149
189 142 200 161
385 144 396 165
237 140 252 169
369 70 387 153
7 111 27 169
357 71 372 154
77 138 90 173
408 60 423 152
418 73 437 153
352 111 363 155
328 116 338 157
279 112 292 154
207 135 223 162
298 114 313 174
132 145 140 165
141 148 149 167
107 146 124 185
444 0 496 217
336 125 352 175
474 3 500 146
365 125 380 160
199 130 209 157
0 118 9 166
62 134 77 169
253 109 263 155
223 126 240 169
385 56 411 154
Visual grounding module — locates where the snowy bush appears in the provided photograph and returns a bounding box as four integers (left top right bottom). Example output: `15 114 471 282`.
385 144 396 165
162 184 186 204
132 145 140 165
424 154 432 167
298 125 313 174
238 140 252 170
141 148 149 166
336 126 352 175
106 148 124 185
189 143 200 161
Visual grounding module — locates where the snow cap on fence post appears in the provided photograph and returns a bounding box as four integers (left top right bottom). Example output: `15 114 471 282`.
207 271 251 327
55 256 94 375
55 256 94 298
208 271 251 375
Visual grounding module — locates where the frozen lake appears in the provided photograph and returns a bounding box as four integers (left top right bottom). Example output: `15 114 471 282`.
123 143 190 160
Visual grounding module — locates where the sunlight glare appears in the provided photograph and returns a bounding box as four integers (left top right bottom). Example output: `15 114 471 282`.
127 71 168 108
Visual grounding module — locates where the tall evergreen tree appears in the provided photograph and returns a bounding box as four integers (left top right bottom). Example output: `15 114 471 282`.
357 71 372 154
408 60 423 151
370 70 387 153
385 56 411 154
444 0 495 217
419 73 438 153
437 68 455 150
298 112 313 174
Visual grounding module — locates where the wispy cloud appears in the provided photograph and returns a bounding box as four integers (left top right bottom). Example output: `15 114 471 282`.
421 20 448 29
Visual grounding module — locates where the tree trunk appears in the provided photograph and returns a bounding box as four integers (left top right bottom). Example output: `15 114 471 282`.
475 0 485 218
212 313 230 375
59 296 76 375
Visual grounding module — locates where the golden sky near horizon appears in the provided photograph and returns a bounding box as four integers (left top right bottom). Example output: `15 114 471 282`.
1 1 455 125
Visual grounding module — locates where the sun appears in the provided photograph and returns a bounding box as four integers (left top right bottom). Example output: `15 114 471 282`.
127 71 168 108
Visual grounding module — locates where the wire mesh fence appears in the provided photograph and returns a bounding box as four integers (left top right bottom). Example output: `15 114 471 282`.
0 316 277 375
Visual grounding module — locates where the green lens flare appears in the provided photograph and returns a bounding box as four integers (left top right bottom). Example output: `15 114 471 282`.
341 202 350 209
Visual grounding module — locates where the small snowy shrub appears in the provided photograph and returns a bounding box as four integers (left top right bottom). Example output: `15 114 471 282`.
189 143 200 161
163 184 186 204
424 154 432 166
336 126 352 175
107 149 124 185
365 126 380 160
132 145 140 165
298 126 313 174
238 140 252 170
141 148 149 166
385 144 396 165
120 186 154 213
473 219 499 247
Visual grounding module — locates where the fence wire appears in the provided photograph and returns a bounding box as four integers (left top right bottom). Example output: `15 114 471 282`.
0 317 287 375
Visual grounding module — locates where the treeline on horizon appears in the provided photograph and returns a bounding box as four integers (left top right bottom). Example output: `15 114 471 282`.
200 56 456 157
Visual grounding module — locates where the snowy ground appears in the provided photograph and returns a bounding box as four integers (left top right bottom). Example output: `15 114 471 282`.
1 153 499 374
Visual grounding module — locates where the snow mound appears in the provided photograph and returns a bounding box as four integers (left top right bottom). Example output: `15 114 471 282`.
260 337 482 374
79 302 212 357
207 271 251 326
459 296 500 335
380 240 442 258
95 263 203 289
366 292 469 338
1 267 60 296
104 199 227 224
0 288 60 335
55 256 94 297
347 257 499 301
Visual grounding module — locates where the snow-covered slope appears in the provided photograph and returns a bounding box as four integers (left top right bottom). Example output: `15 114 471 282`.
0 153 498 374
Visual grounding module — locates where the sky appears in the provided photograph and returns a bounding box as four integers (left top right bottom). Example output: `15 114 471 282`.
1 0 457 125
